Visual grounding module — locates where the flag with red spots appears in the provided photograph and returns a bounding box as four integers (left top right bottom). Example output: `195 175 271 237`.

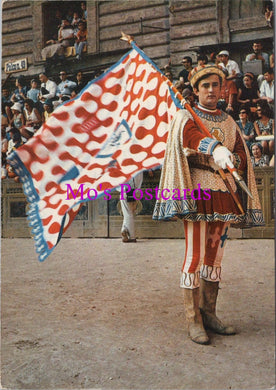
8 42 181 261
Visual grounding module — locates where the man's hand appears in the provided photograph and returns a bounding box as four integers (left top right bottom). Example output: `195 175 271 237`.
212 145 233 170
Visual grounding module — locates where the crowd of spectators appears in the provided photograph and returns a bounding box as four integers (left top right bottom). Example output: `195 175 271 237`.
1 32 274 180
1 69 92 180
164 39 274 167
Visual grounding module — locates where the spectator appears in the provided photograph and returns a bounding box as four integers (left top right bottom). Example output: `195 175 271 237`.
65 6 74 24
269 52 274 69
165 70 174 83
208 52 218 66
2 87 12 111
236 106 255 152
188 54 208 80
254 100 274 155
174 80 184 95
1 124 8 179
26 79 40 104
38 73 57 103
237 72 260 116
2 87 13 123
178 56 193 86
263 0 273 27
73 71 88 95
56 70 77 100
217 50 240 80
80 1 87 20
250 142 270 167
10 103 25 134
10 76 28 106
41 18 74 65
217 68 238 117
22 99 42 138
259 68 274 111
245 40 270 73
182 87 196 107
1 116 8 151
6 127 23 182
42 99 54 122
52 8 63 34
72 11 81 33
74 20 87 61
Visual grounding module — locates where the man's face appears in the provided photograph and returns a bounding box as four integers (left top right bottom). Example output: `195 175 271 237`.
194 74 221 109
39 74 46 83
62 19 69 27
59 71 67 81
182 59 191 70
218 54 228 65
264 72 273 82
253 43 262 53
2 89 9 98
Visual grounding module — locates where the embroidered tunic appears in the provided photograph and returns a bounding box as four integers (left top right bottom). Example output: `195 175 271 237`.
153 105 264 227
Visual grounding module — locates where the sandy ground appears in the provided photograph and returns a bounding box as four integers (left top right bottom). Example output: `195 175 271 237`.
1 238 275 390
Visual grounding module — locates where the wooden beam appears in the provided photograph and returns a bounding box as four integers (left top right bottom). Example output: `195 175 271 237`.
170 21 217 40
100 6 169 28
216 0 230 43
99 0 168 15
2 4 31 21
170 6 216 26
100 19 169 41
2 18 32 34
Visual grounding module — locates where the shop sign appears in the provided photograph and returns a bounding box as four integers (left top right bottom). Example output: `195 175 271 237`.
5 58 27 73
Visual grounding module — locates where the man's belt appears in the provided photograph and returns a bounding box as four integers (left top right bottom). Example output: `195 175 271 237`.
188 154 229 174
188 159 228 174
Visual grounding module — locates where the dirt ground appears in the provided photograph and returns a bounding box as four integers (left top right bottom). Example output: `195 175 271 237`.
1 238 275 390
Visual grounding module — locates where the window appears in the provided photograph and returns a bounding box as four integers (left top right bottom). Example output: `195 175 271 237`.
42 1 87 44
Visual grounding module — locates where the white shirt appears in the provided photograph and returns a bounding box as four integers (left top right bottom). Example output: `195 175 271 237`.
219 59 240 76
57 79 77 96
260 79 274 100
41 79 57 100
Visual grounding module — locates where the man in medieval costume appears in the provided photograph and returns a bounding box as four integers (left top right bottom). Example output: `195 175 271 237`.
153 66 264 345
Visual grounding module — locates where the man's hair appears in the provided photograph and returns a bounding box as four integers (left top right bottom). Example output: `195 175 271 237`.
193 72 223 91
264 68 274 75
183 56 192 65
253 40 263 46
197 54 208 64
24 98 35 108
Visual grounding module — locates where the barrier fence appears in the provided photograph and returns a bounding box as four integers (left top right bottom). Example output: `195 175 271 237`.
1 168 274 239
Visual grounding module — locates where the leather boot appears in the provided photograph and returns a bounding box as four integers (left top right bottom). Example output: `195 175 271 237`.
199 279 236 335
183 288 209 345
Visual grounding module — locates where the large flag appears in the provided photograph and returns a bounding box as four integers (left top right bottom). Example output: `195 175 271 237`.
8 42 181 261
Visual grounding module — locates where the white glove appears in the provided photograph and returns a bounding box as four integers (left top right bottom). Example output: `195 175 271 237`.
212 146 233 170
209 157 221 171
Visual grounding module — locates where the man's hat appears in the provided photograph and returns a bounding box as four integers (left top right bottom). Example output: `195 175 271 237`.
190 66 225 88
218 50 229 56
11 102 22 112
